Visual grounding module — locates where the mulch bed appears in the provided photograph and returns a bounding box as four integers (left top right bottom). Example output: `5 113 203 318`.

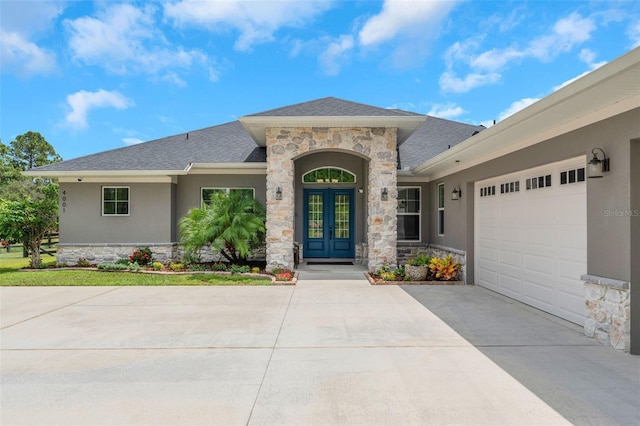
365 273 464 286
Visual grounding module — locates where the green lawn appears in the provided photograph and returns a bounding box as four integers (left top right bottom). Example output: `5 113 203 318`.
0 251 271 286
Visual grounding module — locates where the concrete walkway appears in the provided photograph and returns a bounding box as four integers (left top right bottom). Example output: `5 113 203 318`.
1 278 638 425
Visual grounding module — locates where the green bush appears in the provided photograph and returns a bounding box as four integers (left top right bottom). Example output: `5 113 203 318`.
251 266 261 274
170 263 184 272
76 258 91 267
188 263 208 271
97 263 129 271
212 263 228 271
407 253 430 267
116 258 130 265
152 261 163 271
230 264 250 274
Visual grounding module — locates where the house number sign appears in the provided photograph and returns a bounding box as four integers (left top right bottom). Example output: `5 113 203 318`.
62 190 67 213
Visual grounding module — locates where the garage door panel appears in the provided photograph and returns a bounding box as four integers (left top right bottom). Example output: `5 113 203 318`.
475 157 587 325
500 250 522 268
499 227 522 243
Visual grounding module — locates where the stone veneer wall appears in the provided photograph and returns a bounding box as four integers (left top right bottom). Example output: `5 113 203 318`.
397 243 466 283
582 274 631 352
57 243 178 265
265 127 398 272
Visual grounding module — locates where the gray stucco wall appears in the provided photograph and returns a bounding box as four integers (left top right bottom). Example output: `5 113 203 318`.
294 152 367 247
429 108 639 284
59 182 174 244
630 138 640 354
175 174 267 239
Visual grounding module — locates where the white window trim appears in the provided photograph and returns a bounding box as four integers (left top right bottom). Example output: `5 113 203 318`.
102 186 130 217
437 183 445 236
201 187 255 206
302 166 356 184
397 186 421 242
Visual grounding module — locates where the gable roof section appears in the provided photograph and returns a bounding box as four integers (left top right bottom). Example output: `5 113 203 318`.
28 121 265 175
399 117 485 170
239 96 427 146
246 97 422 117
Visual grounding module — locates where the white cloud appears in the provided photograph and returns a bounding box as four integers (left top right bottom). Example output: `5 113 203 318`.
65 89 133 130
318 35 354 76
0 1 64 76
122 138 144 145
440 12 597 93
0 31 57 76
497 97 540 121
628 21 640 48
358 0 457 46
65 3 207 76
357 0 459 68
427 103 465 119
439 70 501 94
526 13 596 61
164 0 333 51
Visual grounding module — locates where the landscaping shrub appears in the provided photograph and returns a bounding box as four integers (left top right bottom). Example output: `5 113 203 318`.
129 247 153 266
212 262 228 271
251 266 261 274
152 261 163 271
230 264 250 274
428 255 461 281
170 263 185 272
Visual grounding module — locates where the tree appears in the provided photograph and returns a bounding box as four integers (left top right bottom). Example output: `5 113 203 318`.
179 191 266 264
0 183 59 267
0 139 22 184
9 131 62 171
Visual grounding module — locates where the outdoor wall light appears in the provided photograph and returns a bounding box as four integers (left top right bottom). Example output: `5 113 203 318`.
451 186 462 200
588 148 610 178
275 187 283 200
381 187 388 201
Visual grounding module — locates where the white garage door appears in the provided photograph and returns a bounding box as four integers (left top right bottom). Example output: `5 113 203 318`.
475 157 587 325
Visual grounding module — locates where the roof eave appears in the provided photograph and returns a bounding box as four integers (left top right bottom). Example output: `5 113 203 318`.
22 169 189 178
410 47 640 180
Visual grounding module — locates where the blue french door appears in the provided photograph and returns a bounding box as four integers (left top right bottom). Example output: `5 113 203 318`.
303 188 355 258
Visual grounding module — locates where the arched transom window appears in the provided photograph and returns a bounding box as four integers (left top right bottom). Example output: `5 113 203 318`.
303 167 356 184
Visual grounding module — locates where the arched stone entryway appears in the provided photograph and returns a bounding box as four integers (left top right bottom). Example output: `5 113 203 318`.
265 127 398 271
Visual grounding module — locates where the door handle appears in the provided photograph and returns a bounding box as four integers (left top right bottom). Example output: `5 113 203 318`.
329 225 333 240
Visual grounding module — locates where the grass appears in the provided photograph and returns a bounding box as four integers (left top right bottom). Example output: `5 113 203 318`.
0 250 271 287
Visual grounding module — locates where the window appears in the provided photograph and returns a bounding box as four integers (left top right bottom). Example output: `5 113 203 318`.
500 180 520 194
397 187 420 241
201 187 255 206
302 167 355 183
102 186 129 216
438 183 445 236
525 174 552 191
560 167 585 185
480 185 496 197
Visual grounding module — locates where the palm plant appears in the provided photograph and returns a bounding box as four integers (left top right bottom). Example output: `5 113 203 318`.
178 190 266 265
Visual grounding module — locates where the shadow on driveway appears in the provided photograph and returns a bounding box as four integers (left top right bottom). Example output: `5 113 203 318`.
402 285 640 426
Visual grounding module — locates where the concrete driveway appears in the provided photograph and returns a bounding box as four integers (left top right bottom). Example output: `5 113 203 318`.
1 278 638 425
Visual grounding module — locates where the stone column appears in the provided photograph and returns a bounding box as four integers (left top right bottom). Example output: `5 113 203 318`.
265 128 295 271
367 128 398 271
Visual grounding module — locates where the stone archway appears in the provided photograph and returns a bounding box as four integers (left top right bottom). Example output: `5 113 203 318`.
265 126 398 271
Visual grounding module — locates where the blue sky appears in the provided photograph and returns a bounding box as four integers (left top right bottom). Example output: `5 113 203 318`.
1 0 639 161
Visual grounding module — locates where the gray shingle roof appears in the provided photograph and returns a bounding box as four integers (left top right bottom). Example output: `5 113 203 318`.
399 116 485 170
29 98 484 175
246 97 421 117
31 121 265 173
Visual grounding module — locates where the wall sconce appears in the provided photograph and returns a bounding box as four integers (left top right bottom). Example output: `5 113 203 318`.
275 187 283 200
381 187 388 201
451 186 462 200
358 188 364 194
588 148 610 178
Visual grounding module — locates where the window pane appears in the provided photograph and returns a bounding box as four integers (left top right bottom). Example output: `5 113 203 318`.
116 188 129 200
103 187 116 201
438 210 444 235
116 202 129 215
334 194 349 238
307 194 323 239
438 184 444 208
103 202 115 215
577 168 585 182
397 215 419 240
231 188 254 199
